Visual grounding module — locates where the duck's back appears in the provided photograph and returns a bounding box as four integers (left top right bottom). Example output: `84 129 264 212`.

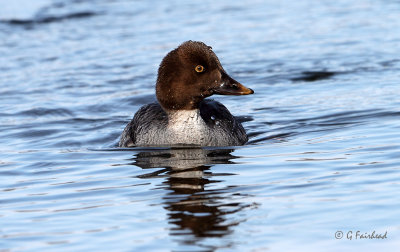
119 99 248 147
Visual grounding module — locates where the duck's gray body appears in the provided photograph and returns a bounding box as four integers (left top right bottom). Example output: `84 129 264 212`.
119 99 247 147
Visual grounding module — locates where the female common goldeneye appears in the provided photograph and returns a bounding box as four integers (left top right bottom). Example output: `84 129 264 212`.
119 41 254 147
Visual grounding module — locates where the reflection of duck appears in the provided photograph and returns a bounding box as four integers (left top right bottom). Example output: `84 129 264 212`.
119 41 254 147
134 148 235 190
132 147 254 243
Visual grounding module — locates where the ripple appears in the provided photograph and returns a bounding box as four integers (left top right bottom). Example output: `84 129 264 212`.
2 11 98 26
249 109 400 144
291 71 339 82
16 108 74 117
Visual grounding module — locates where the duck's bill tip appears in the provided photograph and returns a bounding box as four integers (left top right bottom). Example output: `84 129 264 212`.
241 87 254 95
214 83 254 96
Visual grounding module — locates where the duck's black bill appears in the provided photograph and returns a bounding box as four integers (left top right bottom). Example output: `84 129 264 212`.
213 72 254 95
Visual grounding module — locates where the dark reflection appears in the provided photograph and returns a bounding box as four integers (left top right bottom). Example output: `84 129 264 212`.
131 147 254 248
2 12 98 26
291 71 338 82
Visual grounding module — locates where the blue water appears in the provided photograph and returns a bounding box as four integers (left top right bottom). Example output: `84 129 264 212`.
1 0 400 251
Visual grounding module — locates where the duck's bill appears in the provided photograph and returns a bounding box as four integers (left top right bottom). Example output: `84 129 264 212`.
213 73 254 95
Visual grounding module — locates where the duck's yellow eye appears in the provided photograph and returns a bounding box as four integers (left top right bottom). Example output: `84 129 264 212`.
195 65 205 73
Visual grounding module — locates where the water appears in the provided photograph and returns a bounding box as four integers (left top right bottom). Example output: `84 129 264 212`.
1 0 400 251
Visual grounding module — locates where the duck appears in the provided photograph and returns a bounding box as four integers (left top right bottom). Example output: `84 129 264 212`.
119 41 254 147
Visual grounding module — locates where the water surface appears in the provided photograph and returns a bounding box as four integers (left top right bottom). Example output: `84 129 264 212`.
1 0 400 251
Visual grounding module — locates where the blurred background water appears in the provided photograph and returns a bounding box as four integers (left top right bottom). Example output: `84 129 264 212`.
1 0 400 251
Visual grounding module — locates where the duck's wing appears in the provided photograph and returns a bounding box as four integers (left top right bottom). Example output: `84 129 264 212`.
199 99 248 144
119 103 167 147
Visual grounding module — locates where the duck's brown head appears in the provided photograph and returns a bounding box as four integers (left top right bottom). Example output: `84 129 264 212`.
156 41 254 111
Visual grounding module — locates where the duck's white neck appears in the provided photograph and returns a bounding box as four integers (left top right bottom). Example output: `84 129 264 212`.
167 109 202 125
